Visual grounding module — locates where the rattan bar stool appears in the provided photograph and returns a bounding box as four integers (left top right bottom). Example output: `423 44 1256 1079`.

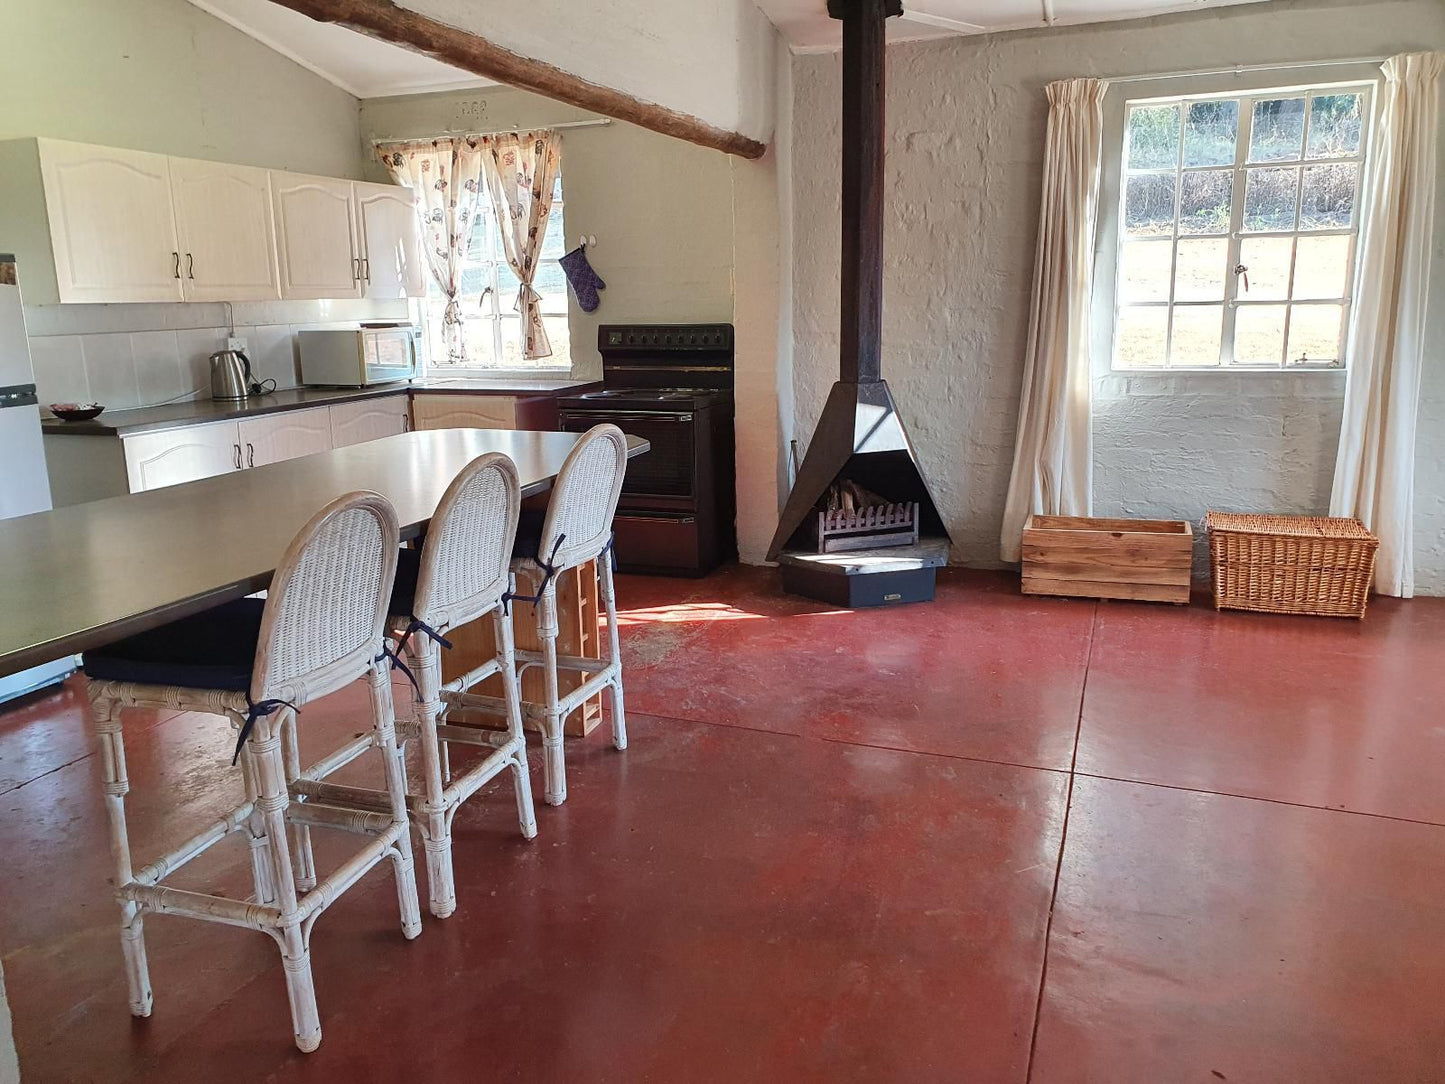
377 452 537 919
510 424 630 806
82 492 421 1053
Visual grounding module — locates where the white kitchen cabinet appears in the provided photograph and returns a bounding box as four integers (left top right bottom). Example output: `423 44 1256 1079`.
36 139 183 304
170 159 280 302
355 182 426 300
329 395 410 448
122 421 241 493
238 409 334 467
271 173 362 300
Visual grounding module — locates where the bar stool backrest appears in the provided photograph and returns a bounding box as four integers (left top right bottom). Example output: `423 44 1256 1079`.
252 491 400 707
413 452 520 630
538 424 628 572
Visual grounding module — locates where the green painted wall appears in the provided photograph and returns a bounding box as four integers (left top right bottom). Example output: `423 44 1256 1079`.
0 0 364 178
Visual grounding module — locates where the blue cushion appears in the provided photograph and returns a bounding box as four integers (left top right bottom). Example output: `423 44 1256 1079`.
83 598 264 692
390 547 421 617
513 508 546 561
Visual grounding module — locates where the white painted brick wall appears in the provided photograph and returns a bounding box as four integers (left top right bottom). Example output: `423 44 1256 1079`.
787 0 1445 592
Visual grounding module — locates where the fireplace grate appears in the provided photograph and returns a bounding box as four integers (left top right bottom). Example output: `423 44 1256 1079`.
817 500 919 553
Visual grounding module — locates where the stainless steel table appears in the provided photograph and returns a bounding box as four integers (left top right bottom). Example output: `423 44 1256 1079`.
0 429 649 677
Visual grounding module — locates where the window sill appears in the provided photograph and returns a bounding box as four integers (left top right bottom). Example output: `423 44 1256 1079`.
1096 368 1346 400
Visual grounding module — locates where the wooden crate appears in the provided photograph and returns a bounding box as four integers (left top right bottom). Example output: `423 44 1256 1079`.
441 559 603 737
1020 515 1193 604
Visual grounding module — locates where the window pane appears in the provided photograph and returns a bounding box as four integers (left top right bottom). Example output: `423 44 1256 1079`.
535 261 569 314
1306 94 1364 159
497 262 521 306
1169 305 1224 367
1125 173 1177 237
1292 235 1350 299
1126 104 1181 169
1234 304 1287 364
460 318 500 368
1242 167 1299 232
497 316 525 368
542 315 571 363
1183 100 1239 167
1115 307 1168 368
540 220 567 259
1249 97 1306 162
1173 238 1227 301
1119 240 1172 303
1299 163 1357 230
1178 170 1232 234
1238 237 1294 300
1286 305 1344 364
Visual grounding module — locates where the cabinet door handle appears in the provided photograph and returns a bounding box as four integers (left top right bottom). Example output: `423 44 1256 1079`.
361 257 370 283
173 251 181 280
246 442 255 468
402 414 410 432
352 257 361 283
233 443 242 470
186 253 194 280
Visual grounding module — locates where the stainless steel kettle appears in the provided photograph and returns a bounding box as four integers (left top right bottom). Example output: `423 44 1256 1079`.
209 349 258 401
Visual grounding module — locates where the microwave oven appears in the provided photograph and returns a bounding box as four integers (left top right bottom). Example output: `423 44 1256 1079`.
298 326 420 387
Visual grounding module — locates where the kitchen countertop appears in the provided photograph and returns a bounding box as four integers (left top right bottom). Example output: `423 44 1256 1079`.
0 429 649 675
41 377 602 437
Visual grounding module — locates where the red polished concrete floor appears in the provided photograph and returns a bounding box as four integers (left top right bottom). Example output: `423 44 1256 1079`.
2 565 1444 1082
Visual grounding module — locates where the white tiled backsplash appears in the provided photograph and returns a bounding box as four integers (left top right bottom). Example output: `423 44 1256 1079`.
25 299 413 411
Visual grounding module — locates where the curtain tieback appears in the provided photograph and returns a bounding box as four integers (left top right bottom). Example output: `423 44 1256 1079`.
513 282 543 315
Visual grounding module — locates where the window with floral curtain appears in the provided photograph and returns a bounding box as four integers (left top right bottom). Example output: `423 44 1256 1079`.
423 171 570 370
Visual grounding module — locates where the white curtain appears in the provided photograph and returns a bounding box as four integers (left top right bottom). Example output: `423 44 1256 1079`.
376 137 486 364
1000 78 1107 562
480 130 563 361
1330 52 1443 598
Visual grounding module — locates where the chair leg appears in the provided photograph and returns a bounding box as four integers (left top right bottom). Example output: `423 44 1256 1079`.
244 712 320 1053
91 697 153 1018
408 637 456 919
370 665 423 940
535 580 567 806
598 553 628 752
280 712 317 893
238 750 276 906
494 603 538 839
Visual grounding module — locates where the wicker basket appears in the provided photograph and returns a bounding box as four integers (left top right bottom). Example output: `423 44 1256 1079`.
1204 512 1379 619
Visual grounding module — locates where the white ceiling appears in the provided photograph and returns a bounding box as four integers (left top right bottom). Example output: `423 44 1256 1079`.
759 0 1275 51
185 0 491 98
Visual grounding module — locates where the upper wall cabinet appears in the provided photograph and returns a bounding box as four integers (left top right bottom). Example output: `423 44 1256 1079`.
36 139 183 304
0 137 424 305
170 160 280 302
355 182 427 300
271 173 363 301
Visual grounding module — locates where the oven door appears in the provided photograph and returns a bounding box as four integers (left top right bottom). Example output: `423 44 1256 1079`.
558 409 696 504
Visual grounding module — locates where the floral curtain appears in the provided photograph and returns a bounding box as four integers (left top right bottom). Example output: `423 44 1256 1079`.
376 137 485 364
480 131 562 360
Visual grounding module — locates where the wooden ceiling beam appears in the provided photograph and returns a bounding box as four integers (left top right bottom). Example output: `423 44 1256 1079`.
267 0 768 159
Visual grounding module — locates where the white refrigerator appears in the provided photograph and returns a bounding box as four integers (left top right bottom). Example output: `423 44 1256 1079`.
0 255 74 702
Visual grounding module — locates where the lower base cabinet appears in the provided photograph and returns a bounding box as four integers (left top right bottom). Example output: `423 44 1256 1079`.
44 394 412 505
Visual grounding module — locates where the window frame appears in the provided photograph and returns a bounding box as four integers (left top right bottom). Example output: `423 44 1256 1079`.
420 177 571 374
1096 70 1380 376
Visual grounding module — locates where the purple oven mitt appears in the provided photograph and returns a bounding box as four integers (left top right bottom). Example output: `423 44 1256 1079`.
559 244 606 313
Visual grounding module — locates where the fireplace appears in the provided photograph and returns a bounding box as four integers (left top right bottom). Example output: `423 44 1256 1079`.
767 0 951 607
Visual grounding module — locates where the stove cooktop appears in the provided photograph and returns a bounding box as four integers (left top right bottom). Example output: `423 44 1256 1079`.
558 386 731 410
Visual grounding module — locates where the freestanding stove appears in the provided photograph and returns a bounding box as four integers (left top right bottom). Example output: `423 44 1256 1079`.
557 324 736 577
